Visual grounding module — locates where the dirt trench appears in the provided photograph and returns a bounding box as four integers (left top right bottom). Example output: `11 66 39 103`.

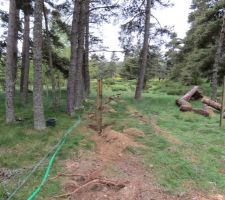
54 125 184 200
52 104 225 200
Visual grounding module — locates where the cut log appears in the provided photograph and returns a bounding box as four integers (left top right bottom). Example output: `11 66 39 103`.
176 99 192 107
180 104 193 112
176 86 202 109
192 108 210 117
202 97 221 111
181 86 201 101
191 104 215 117
203 104 215 117
176 98 192 112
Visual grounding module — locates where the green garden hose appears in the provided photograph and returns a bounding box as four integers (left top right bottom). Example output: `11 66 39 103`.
27 116 81 200
6 116 81 200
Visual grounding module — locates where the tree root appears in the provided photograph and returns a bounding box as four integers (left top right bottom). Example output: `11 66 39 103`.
49 173 86 181
49 167 103 181
52 178 127 199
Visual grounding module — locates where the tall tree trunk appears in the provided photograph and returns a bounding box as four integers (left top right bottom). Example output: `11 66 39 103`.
134 0 151 99
74 0 86 108
211 13 225 100
67 0 79 115
12 9 19 96
5 0 19 123
83 0 90 97
43 4 57 107
21 13 30 105
33 0 46 130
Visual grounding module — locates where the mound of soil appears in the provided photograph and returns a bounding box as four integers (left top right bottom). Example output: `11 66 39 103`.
54 110 224 200
91 126 143 162
54 126 184 200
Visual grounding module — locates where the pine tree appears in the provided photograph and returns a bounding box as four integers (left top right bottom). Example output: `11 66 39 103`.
21 0 32 105
5 0 19 123
66 0 80 115
43 3 57 107
169 0 225 87
120 0 171 99
33 0 46 130
135 0 151 99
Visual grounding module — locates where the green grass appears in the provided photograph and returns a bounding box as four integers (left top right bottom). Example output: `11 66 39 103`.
0 90 94 199
101 79 225 194
2 79 225 198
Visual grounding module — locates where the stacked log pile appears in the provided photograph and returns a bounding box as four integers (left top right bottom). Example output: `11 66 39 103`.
176 86 201 112
176 86 222 117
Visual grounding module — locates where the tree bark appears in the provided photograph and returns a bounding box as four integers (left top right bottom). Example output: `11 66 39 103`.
67 0 79 115
179 103 193 112
5 0 19 123
134 0 151 99
33 0 46 130
43 4 57 107
202 97 221 111
74 0 86 108
12 9 19 96
211 13 225 100
83 0 90 97
180 86 202 101
21 13 30 105
192 108 210 117
176 98 192 107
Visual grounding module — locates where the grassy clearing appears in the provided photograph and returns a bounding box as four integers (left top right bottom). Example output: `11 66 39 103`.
129 94 225 192
106 80 225 194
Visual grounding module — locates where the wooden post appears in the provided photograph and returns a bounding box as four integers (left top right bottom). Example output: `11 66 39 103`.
96 79 103 134
220 76 225 127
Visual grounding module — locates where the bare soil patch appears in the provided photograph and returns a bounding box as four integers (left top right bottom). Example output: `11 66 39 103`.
91 126 144 162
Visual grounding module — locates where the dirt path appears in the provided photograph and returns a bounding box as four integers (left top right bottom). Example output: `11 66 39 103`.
52 104 224 200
